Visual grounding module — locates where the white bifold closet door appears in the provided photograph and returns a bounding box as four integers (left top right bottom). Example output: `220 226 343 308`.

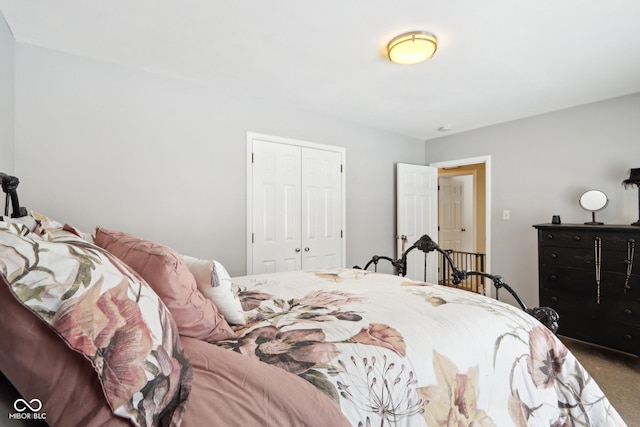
250 138 343 274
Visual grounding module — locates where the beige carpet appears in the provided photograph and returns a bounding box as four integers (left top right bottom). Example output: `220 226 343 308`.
561 336 640 426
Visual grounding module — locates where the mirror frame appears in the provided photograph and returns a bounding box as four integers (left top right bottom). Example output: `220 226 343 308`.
579 190 609 212
579 190 608 225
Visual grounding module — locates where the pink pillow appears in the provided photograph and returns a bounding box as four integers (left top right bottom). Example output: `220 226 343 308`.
95 226 235 342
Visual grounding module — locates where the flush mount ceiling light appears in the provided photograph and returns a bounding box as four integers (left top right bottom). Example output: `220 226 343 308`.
387 31 438 64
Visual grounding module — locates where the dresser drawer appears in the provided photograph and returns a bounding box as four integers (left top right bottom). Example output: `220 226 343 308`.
609 299 640 326
540 267 596 295
540 286 597 309
539 228 638 251
605 273 640 301
600 322 640 356
555 312 600 342
541 246 593 267
542 246 637 274
541 266 638 293
556 314 640 356
539 230 594 248
542 281 640 327
610 304 640 327
598 234 638 251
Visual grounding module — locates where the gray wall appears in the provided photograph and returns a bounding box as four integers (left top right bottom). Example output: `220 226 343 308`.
426 93 640 306
13 43 425 276
0 12 14 215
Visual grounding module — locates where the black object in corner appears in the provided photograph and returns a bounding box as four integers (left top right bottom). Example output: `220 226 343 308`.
0 172 28 218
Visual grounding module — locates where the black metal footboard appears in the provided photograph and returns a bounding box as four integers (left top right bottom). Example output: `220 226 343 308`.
355 234 559 333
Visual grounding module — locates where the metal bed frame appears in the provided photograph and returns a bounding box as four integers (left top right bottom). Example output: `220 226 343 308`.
356 234 559 333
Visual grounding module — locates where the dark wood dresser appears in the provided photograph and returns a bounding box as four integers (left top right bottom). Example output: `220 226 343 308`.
533 224 640 356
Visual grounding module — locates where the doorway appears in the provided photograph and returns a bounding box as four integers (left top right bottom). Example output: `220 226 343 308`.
430 156 492 297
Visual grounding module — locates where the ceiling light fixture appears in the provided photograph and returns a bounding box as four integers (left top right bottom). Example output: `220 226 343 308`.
387 31 438 64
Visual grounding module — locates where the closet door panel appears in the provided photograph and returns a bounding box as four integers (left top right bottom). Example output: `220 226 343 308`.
301 148 342 270
251 140 302 273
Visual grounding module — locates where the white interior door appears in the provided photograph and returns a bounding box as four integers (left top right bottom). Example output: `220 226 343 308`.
301 148 343 269
438 176 474 252
396 163 439 282
251 139 302 273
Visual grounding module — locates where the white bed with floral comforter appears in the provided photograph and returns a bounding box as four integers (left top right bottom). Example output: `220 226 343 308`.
219 268 625 427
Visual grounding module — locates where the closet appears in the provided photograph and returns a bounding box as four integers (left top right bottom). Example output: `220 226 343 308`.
247 133 345 274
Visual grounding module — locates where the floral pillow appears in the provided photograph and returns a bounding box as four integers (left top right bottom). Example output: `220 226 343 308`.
0 221 192 427
182 255 247 325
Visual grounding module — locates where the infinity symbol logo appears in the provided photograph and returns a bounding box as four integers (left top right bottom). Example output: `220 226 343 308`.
14 398 43 412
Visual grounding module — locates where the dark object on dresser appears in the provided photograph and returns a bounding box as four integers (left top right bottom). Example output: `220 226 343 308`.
534 223 639 356
356 234 560 333
622 167 640 226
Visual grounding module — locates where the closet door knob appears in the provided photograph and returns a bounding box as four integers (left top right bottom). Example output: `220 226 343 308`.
304 247 310 252
295 248 301 253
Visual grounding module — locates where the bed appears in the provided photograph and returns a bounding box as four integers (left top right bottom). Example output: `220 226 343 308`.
0 175 628 427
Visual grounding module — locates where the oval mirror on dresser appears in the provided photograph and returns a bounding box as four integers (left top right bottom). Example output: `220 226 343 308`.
579 189 608 225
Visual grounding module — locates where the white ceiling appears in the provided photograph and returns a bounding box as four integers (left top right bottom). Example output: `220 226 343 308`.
1 0 640 141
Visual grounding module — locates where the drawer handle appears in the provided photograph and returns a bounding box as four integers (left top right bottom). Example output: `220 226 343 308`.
550 253 558 259
546 234 554 239
623 334 633 342
550 296 559 302
573 235 581 241
623 308 633 316
549 275 558 281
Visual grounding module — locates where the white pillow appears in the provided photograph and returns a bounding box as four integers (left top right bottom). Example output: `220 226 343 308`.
182 255 247 325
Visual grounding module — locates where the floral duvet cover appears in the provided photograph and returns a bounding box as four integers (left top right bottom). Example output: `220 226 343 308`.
219 268 625 427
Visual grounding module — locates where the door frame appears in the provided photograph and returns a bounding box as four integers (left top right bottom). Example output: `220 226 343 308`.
246 131 346 274
429 155 492 297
